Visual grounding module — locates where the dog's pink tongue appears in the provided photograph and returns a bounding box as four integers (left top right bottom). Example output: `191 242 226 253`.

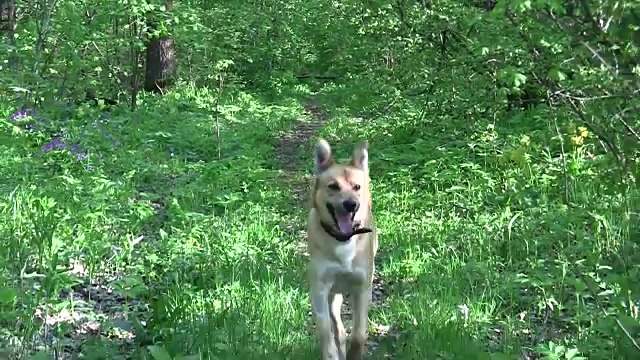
335 213 353 235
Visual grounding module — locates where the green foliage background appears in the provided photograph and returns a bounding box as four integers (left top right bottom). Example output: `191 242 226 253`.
0 0 638 359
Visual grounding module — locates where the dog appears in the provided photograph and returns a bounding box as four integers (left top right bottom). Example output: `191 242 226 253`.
307 138 378 360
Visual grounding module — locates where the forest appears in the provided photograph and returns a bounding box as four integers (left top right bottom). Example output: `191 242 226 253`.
0 0 638 359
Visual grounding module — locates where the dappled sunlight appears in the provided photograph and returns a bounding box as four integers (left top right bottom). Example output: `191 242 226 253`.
0 84 314 358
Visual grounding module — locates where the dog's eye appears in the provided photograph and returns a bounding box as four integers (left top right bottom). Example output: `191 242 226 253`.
353 184 361 191
328 183 340 191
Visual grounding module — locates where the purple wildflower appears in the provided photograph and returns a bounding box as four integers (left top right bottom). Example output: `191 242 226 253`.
76 151 89 161
41 137 66 153
67 143 90 161
9 109 32 121
41 137 94 170
68 144 89 160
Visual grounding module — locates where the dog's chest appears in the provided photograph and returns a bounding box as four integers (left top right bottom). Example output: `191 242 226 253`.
318 259 368 290
315 242 369 288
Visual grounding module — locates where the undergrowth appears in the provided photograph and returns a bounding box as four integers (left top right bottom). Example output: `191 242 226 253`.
1 0 639 359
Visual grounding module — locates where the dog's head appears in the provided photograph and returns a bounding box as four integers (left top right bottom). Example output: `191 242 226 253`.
311 138 370 239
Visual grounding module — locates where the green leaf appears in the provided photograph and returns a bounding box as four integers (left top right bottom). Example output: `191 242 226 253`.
517 0 533 12
445 185 467 192
513 73 527 88
30 351 50 360
9 86 30 93
176 355 202 360
0 287 17 304
489 353 513 360
148 345 173 360
549 68 567 82
565 348 579 359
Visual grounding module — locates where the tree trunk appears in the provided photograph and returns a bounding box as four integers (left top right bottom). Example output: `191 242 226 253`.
144 0 175 93
1 0 17 71
144 35 176 93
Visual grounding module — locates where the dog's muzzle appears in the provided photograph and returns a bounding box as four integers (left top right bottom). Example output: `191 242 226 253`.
322 202 372 242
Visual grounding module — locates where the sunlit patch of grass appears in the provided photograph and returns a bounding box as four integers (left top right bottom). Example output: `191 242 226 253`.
315 84 639 359
1 68 638 360
0 84 319 359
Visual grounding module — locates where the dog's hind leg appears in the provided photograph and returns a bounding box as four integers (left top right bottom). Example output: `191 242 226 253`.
346 290 370 360
329 291 346 360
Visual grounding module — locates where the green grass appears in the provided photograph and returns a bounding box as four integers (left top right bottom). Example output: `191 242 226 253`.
1 78 639 360
313 83 640 360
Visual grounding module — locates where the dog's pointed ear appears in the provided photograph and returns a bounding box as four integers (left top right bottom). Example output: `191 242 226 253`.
314 138 333 173
351 141 369 173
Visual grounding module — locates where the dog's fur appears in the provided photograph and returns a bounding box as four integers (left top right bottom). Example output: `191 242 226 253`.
307 138 378 360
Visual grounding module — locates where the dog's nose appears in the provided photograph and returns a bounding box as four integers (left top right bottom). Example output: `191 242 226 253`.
342 199 358 212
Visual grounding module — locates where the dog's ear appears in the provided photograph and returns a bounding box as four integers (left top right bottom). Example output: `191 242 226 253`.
351 141 369 173
309 177 319 209
314 138 333 173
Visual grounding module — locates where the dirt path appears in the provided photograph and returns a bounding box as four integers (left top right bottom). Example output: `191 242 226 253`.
275 100 330 203
274 98 392 356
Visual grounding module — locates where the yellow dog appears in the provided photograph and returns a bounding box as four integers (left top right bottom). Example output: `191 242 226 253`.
307 138 378 360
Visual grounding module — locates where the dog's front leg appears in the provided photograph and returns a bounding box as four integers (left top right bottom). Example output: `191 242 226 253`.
311 282 338 360
329 291 346 359
346 289 370 360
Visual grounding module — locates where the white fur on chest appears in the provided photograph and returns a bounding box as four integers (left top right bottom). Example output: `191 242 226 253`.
334 239 356 268
311 240 368 290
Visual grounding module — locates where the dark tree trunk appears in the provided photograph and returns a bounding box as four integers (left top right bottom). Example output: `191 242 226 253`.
1 0 17 70
144 0 175 93
0 0 14 31
144 35 176 93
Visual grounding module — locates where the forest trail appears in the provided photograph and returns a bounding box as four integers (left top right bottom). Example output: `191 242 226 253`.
274 96 393 357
